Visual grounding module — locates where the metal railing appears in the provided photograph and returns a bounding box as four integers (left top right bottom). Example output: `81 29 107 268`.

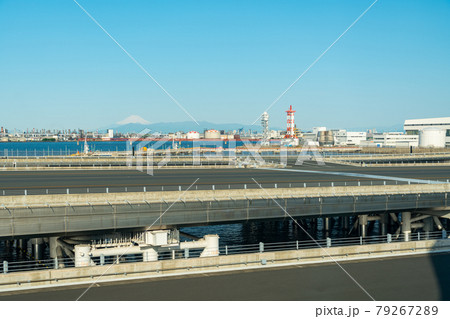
1 230 447 275
0 158 233 168
324 152 450 159
1 178 446 197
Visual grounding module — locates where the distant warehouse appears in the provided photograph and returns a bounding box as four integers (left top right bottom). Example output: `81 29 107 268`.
404 117 450 147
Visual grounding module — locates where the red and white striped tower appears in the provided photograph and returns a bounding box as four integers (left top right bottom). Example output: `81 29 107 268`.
285 105 296 138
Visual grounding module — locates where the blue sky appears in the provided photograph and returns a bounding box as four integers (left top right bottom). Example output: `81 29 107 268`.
1 0 449 131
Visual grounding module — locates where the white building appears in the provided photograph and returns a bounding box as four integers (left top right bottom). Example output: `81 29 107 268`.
312 127 326 137
334 130 347 145
334 130 367 146
302 132 317 142
347 132 367 146
371 132 419 148
301 127 327 143
404 117 450 147
102 129 114 140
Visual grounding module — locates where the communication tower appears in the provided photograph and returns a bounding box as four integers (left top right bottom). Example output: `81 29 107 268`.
285 105 296 138
261 112 270 145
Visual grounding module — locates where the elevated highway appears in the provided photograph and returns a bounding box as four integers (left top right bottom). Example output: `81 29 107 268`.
1 183 449 239
326 152 450 166
0 164 449 194
0 165 449 238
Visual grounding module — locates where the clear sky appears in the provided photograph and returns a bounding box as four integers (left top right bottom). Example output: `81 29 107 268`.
1 0 449 131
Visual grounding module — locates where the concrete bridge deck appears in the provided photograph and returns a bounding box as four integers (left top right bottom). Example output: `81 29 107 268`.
1 183 449 238
0 165 449 193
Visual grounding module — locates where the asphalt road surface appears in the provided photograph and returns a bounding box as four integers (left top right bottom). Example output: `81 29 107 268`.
0 163 449 194
1 252 449 301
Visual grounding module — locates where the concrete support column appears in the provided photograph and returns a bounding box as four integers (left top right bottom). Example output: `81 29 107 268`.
30 238 44 260
343 216 349 230
359 215 368 238
402 212 412 242
49 237 58 259
142 247 158 262
380 214 388 236
324 217 330 233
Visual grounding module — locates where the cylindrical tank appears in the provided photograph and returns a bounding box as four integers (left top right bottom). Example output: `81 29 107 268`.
204 129 220 139
186 131 200 139
419 127 446 148
318 130 334 146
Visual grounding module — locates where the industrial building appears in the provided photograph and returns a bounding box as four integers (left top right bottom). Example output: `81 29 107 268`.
368 132 419 148
404 117 450 147
334 130 367 146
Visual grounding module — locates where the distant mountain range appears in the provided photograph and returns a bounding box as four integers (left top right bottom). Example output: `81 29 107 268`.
101 115 403 134
343 124 404 133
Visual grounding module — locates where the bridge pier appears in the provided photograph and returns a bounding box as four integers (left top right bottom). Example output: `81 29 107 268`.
380 214 387 236
342 216 349 231
17 239 24 250
402 212 412 242
49 237 58 259
324 217 330 234
30 238 44 260
359 215 368 238
143 248 158 262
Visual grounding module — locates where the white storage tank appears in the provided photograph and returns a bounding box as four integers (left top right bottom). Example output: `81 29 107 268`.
419 127 446 148
186 131 200 139
204 129 220 139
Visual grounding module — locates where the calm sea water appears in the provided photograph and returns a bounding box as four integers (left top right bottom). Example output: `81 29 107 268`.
0 141 362 157
0 140 264 157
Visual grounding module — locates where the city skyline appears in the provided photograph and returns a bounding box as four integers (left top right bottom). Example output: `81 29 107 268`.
1 0 449 130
